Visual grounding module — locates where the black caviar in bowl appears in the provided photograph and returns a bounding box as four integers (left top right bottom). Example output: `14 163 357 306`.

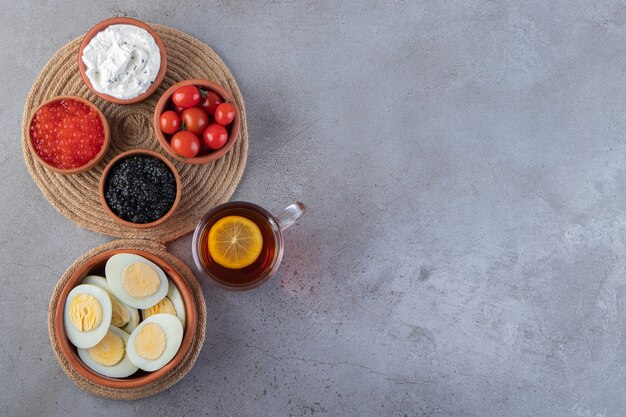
104 154 177 224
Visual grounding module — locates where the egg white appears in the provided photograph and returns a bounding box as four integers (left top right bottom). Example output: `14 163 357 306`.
126 314 183 372
82 275 139 333
63 284 112 349
105 253 169 309
77 326 139 378
166 280 186 326
122 307 141 334
142 279 186 326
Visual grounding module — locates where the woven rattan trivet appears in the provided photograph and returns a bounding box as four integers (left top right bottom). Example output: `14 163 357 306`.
21 24 248 242
48 239 207 400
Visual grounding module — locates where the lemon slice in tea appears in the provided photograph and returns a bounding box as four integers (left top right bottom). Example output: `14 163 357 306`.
208 216 264 269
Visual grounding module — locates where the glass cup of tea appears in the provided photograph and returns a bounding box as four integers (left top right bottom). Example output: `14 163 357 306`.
192 201 306 290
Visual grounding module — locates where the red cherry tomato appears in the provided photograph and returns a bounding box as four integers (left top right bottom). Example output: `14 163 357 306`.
202 124 228 150
214 102 236 125
173 105 186 114
181 107 209 135
172 86 201 108
171 130 200 158
199 90 223 116
160 111 181 134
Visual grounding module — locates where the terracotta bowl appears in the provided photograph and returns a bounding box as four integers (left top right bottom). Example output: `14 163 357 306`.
153 79 241 164
99 149 182 228
27 95 110 175
53 248 198 389
78 17 167 104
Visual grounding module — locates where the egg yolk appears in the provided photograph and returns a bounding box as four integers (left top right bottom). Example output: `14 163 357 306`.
69 293 103 332
143 297 176 319
122 262 160 298
110 295 131 328
87 330 125 366
134 323 167 360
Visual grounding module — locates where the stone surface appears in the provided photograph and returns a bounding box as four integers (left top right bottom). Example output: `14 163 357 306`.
1 1 626 416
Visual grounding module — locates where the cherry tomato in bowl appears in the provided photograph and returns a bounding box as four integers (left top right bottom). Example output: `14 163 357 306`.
202 124 228 150
160 111 181 134
214 103 236 125
200 90 223 116
181 107 210 136
172 85 201 108
171 131 200 158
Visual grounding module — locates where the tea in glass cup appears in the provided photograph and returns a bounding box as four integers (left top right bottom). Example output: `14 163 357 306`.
192 201 306 290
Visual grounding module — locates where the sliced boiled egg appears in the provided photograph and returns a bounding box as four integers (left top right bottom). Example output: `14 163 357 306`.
127 314 183 372
63 284 112 348
77 326 138 378
142 279 186 326
122 306 141 334
105 253 169 309
82 275 139 333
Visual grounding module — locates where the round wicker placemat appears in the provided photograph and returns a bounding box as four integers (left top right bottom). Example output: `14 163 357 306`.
48 239 207 400
21 24 248 243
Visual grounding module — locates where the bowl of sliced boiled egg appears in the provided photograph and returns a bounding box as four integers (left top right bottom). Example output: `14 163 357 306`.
52 249 197 388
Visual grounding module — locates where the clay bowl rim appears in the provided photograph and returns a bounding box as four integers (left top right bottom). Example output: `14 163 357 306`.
53 248 198 389
77 17 168 105
153 79 241 164
27 95 110 175
98 149 182 229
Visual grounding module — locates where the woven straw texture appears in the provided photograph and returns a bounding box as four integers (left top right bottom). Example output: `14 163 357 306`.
48 239 207 400
21 24 248 243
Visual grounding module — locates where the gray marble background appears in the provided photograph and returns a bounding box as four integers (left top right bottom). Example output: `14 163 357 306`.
1 1 625 416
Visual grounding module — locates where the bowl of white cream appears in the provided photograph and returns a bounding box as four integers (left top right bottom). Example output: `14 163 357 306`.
78 18 167 104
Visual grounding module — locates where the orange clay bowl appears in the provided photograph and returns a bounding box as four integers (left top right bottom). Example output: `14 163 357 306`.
53 248 198 389
99 149 182 229
27 95 110 175
153 79 241 164
78 17 167 104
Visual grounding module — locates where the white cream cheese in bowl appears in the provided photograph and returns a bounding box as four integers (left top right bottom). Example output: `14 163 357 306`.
82 24 161 100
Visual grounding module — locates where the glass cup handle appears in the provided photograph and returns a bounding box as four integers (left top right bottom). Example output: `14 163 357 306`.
275 202 307 231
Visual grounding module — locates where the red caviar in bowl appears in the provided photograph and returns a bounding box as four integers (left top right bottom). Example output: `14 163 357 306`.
29 99 105 170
